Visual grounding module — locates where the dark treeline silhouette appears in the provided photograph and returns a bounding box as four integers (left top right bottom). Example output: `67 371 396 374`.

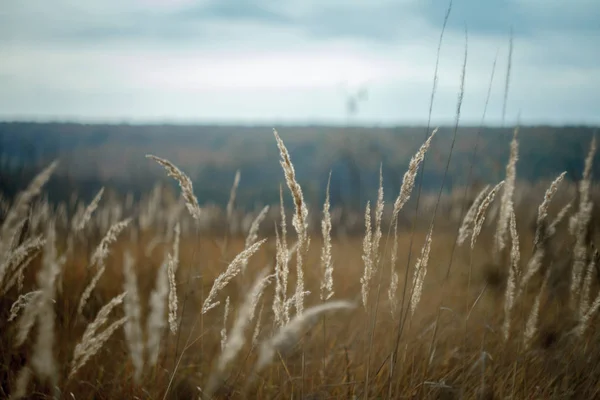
0 122 597 210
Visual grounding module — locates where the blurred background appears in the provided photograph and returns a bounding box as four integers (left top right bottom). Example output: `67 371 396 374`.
1 0 599 218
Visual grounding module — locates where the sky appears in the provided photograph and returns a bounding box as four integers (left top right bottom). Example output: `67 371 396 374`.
1 0 599 125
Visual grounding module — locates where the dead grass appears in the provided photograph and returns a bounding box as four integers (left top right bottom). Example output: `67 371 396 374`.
2 221 600 399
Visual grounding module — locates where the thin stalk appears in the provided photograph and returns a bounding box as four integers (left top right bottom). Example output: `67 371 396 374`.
384 3 453 394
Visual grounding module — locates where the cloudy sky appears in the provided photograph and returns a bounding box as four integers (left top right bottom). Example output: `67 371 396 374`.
1 0 598 125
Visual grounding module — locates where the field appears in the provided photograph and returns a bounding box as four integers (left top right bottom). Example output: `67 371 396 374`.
1 127 600 400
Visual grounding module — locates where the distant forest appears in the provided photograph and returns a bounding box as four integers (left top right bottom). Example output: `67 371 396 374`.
0 122 598 211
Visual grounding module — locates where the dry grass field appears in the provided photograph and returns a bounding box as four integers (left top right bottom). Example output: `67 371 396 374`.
1 127 600 400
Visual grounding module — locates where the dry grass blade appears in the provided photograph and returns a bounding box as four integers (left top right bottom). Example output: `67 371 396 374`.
253 301 355 376
78 264 106 315
273 129 308 243
494 128 519 254
580 249 600 319
0 236 45 294
548 201 572 237
0 160 58 256
570 136 596 311
226 170 241 222
320 172 334 301
70 317 128 380
273 129 309 315
502 207 520 342
167 254 178 334
28 223 60 391
273 186 291 326
392 128 438 221
122 252 144 383
410 224 433 317
70 292 127 379
206 269 273 397
524 270 550 350
534 172 566 246
146 155 202 221
8 290 42 322
90 218 132 268
471 181 504 249
74 187 104 232
361 201 373 309
202 239 267 314
388 218 400 316
241 205 269 274
147 258 169 367
220 296 230 351
457 185 490 246
372 165 385 267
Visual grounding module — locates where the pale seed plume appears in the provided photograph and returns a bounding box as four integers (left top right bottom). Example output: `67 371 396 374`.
360 201 373 309
90 218 132 268
410 225 434 317
534 172 566 247
202 239 267 313
320 172 334 301
548 201 573 237
70 317 128 379
147 258 169 367
254 301 355 376
8 291 42 322
517 248 544 299
275 187 289 323
246 206 269 250
273 129 308 244
172 222 180 271
252 302 265 346
122 252 144 383
576 291 600 337
502 207 520 342
146 155 202 221
226 170 241 221
167 223 181 334
494 128 519 254
372 166 385 268
70 292 127 378
388 219 400 316
457 185 490 246
74 187 104 232
78 263 106 315
241 205 269 274
220 296 230 351
29 224 60 391
580 249 599 320
167 254 178 334
523 269 550 350
0 236 45 294
471 181 505 249
392 128 438 221
273 226 285 327
273 129 309 315
0 160 58 257
207 270 273 398
570 136 596 311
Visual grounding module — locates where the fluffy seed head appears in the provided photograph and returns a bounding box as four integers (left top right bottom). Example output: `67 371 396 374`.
146 155 202 221
494 128 519 254
471 181 504 249
393 128 438 221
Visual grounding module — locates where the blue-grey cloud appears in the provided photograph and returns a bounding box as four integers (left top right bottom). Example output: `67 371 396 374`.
2 0 598 46
176 1 290 23
0 0 598 124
